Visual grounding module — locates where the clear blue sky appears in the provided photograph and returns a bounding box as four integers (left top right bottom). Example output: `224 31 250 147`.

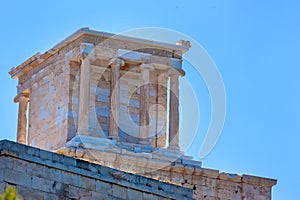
0 1 299 199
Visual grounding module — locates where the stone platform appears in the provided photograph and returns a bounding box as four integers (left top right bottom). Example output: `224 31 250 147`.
54 135 277 199
59 135 202 175
0 139 193 199
0 139 277 199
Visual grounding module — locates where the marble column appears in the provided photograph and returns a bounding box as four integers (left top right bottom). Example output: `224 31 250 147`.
16 93 30 144
168 70 180 150
155 72 168 148
108 58 124 140
139 64 154 145
77 57 91 135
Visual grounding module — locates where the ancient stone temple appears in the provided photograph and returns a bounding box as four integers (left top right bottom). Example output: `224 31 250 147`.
1 28 276 199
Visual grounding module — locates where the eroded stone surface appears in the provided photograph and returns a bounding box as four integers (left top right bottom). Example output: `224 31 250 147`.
7 28 277 200
0 140 192 199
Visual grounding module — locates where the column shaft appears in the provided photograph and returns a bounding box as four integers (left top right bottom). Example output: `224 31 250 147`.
77 58 90 135
155 73 168 148
168 74 180 150
17 94 29 144
139 64 154 144
109 59 123 140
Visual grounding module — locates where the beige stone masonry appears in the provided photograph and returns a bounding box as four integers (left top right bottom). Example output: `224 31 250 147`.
8 28 276 200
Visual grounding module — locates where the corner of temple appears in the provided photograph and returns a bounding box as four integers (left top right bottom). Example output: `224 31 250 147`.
176 40 191 48
14 92 30 103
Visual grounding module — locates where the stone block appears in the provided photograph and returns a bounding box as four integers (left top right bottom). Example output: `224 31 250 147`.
203 177 217 188
142 192 159 200
169 172 184 185
96 180 112 195
242 174 277 187
0 181 8 193
147 159 171 170
202 168 219 178
193 166 203 176
157 181 171 193
95 106 109 117
127 188 143 199
0 168 4 181
40 149 53 161
121 149 152 159
158 170 171 181
0 157 9 170
183 165 195 175
202 186 216 197
75 148 85 157
152 153 177 162
17 185 44 200
170 164 185 173
112 184 127 198
52 153 72 165
44 167 63 183
26 146 40 157
60 172 79 187
78 176 96 190
218 172 241 183
12 159 29 174
117 154 148 167
242 183 271 198
4 169 31 187
66 185 91 199
89 149 117 163
92 191 109 199
182 159 202 167
32 176 56 193
44 193 59 200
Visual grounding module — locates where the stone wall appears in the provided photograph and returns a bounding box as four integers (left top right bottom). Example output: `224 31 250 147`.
27 56 71 150
57 144 277 200
0 140 276 200
0 140 192 200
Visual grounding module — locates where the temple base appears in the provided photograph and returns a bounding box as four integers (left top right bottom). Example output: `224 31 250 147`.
59 137 201 175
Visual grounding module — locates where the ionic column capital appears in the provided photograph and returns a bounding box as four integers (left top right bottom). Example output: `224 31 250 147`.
14 93 30 103
140 63 155 71
79 43 95 61
109 58 125 68
168 68 185 77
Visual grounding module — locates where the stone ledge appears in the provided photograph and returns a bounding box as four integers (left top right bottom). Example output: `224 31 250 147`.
218 172 241 182
202 168 220 178
55 140 277 188
0 139 277 190
0 140 193 199
60 135 203 170
242 174 277 187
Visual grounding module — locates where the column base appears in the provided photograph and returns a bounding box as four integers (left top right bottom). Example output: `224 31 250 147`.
76 130 90 135
66 135 117 151
108 136 120 141
17 138 26 145
138 139 151 145
167 145 181 151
